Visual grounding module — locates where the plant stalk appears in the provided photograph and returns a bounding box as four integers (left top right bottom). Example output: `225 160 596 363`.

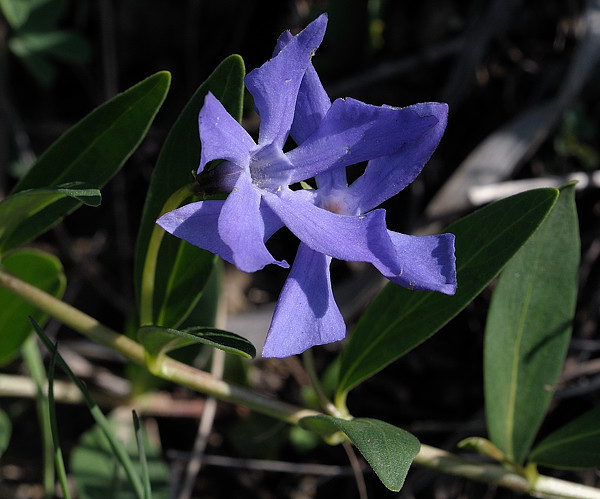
1 268 599 498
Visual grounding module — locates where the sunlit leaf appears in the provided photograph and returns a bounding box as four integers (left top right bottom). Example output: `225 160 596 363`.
134 55 244 328
336 188 559 401
485 184 580 464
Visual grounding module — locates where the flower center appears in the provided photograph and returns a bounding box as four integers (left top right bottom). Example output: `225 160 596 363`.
319 189 359 216
249 143 293 192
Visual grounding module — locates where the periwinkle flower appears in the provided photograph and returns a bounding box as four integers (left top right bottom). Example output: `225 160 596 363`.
258 29 456 358
157 14 457 358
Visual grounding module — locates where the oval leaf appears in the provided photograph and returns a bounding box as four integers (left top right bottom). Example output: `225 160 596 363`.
336 188 559 400
4 71 170 251
529 405 600 469
0 249 65 365
301 415 420 492
484 184 580 464
0 182 101 252
134 55 244 328
138 325 256 367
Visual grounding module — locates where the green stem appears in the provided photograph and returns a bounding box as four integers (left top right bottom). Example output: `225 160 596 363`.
139 183 196 325
0 267 317 425
415 445 600 499
47 348 73 499
303 349 347 419
2 269 600 498
21 337 54 499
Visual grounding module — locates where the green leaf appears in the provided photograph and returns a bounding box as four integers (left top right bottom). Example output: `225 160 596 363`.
0 249 65 365
8 38 56 85
529 405 600 469
484 184 579 464
301 415 420 492
0 408 11 457
138 324 256 372
336 188 559 402
10 30 90 64
4 71 170 250
71 419 169 499
0 182 101 252
19 0 67 31
0 0 31 28
134 55 244 327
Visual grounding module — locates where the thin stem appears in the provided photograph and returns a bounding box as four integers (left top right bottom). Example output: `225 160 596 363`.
139 183 196 325
48 347 73 499
414 444 600 499
303 349 347 418
21 337 54 499
342 440 368 499
0 266 318 425
3 269 600 498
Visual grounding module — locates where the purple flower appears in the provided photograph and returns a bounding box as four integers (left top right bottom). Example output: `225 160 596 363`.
157 15 329 273
259 29 456 357
157 14 456 358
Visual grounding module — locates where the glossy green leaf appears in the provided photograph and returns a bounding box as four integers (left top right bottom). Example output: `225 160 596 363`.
0 249 65 365
484 184 579 464
4 71 170 250
529 405 600 469
138 324 256 371
301 415 419 492
0 182 101 252
71 420 169 499
0 408 11 457
0 0 31 28
134 55 244 328
336 188 559 401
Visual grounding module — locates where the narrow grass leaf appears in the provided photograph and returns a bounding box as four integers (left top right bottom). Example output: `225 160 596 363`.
484 184 579 464
31 318 146 499
132 411 152 499
48 345 72 499
70 421 169 499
